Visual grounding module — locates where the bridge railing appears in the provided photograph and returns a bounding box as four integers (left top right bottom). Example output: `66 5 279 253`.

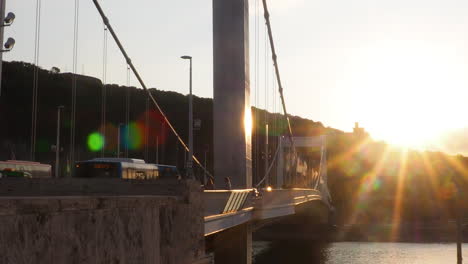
203 189 256 217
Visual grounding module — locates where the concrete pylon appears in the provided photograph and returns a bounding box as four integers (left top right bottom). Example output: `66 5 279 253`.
214 223 252 264
213 0 252 189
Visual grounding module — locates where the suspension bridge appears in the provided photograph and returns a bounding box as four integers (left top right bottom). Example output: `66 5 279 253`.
0 0 332 263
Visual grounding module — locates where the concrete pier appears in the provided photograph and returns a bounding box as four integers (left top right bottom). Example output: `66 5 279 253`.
214 223 252 264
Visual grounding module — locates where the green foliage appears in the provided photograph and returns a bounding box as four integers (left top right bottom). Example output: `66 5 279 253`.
0 61 329 177
2 61 467 228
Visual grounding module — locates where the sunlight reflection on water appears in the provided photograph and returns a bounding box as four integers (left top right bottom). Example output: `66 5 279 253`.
254 241 468 264
325 242 468 264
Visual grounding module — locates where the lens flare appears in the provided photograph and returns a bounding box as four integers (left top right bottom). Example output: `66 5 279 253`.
87 132 105 152
372 178 382 191
390 149 409 241
345 142 390 229
123 122 143 150
138 110 169 147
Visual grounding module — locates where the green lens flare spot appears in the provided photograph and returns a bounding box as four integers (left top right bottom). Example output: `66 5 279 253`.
373 179 382 191
87 133 105 152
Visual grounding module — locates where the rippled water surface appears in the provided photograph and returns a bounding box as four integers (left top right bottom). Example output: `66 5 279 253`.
254 241 468 264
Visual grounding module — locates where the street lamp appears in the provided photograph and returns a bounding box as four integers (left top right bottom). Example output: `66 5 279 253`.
0 37 14 52
117 123 123 158
55 105 64 178
2 12 15 27
181 55 193 179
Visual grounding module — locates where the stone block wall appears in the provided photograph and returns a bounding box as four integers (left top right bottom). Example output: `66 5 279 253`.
0 179 205 264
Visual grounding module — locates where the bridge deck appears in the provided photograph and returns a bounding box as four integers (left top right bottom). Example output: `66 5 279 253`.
203 188 326 236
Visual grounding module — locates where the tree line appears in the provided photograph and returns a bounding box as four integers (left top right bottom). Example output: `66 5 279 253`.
1 61 467 238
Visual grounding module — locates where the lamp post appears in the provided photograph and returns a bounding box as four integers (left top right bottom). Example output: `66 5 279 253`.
181 55 193 179
265 124 269 187
55 105 64 178
156 136 159 164
0 0 17 96
204 148 208 185
0 0 6 97
117 123 123 158
454 178 463 264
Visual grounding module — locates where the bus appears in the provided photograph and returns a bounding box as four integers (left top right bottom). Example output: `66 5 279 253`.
0 160 52 178
74 158 180 180
157 164 181 178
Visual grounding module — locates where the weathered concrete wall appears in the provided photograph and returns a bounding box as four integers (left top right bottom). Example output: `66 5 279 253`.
0 179 205 264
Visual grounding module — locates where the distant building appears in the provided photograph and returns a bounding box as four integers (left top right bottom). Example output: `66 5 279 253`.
342 122 369 140
353 122 369 139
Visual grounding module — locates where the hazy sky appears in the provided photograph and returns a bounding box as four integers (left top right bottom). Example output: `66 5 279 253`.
6 0 468 154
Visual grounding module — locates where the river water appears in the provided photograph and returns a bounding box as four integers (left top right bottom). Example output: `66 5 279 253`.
253 241 468 264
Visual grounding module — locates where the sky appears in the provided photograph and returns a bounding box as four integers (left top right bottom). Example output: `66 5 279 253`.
5 0 468 155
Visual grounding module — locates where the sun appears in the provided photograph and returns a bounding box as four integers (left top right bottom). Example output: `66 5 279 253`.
366 117 435 149
349 40 468 149
359 96 448 149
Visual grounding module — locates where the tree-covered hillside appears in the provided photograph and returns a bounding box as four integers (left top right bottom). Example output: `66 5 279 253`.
0 61 332 177
1 61 467 234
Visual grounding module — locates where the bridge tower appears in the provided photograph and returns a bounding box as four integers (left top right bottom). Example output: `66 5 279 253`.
213 0 252 263
213 0 252 189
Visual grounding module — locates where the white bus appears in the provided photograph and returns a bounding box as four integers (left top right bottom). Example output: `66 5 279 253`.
0 160 52 178
74 158 180 180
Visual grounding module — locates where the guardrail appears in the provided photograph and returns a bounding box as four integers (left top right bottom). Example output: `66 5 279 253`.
203 189 255 216
203 189 256 235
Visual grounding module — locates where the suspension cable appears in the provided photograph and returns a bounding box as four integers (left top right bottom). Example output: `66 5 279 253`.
254 0 260 183
31 0 42 161
125 64 130 158
144 97 149 161
272 58 278 180
262 0 300 187
91 0 214 180
261 0 294 147
101 24 108 158
263 18 270 185
70 0 80 173
264 21 269 119
255 141 280 188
